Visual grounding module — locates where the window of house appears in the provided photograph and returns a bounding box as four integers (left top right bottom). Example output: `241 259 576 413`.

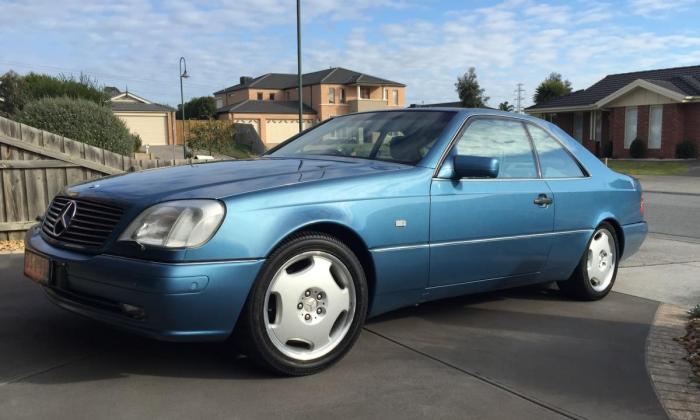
624 106 638 149
257 92 263 100
573 112 583 142
392 89 399 105
328 87 335 104
339 88 346 104
360 87 371 99
648 105 663 149
216 97 223 108
269 93 275 101
382 89 388 101
455 118 537 179
526 124 585 178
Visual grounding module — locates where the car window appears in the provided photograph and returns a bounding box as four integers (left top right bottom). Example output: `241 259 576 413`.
526 124 585 178
269 111 455 165
455 118 537 179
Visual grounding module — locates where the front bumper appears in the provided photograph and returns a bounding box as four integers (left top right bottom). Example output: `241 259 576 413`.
25 227 264 342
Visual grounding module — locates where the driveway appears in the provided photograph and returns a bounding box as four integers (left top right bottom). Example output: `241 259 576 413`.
1 175 698 420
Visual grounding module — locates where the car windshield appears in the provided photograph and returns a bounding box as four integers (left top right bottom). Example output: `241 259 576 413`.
267 111 456 165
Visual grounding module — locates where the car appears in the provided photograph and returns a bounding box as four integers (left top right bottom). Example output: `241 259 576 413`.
23 108 647 375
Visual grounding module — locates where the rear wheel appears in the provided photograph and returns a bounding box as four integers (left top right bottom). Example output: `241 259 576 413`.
558 222 619 300
241 232 368 376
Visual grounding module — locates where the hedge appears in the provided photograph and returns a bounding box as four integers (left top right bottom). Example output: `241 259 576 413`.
18 96 137 155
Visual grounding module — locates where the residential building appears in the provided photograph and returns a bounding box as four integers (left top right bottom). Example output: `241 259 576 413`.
526 65 700 158
108 88 177 146
214 67 406 147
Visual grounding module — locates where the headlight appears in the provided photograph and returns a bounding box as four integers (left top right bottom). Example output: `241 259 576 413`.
118 200 225 248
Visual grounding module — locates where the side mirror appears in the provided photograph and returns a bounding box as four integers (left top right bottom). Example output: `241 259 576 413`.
453 155 499 178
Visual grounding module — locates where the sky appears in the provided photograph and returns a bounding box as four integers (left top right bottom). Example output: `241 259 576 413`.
1 0 699 109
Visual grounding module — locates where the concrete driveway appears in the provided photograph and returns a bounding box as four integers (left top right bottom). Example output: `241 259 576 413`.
1 174 698 420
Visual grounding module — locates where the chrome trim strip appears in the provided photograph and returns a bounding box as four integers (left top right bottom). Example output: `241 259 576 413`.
370 243 430 253
370 229 592 253
431 177 589 182
102 254 264 265
430 229 592 248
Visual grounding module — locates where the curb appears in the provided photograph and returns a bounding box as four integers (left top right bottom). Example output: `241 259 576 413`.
0 250 24 255
645 190 700 197
646 304 700 420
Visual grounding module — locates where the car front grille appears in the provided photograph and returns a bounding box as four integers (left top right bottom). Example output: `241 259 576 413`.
42 196 124 248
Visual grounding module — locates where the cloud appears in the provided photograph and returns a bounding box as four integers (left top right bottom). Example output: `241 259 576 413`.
628 0 698 17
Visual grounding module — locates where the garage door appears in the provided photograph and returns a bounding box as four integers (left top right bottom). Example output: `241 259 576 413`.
265 119 313 147
116 112 169 146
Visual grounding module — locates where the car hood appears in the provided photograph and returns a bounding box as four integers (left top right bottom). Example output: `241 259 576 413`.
66 156 410 207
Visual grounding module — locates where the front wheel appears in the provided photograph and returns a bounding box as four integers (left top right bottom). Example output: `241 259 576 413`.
241 232 368 376
558 222 619 300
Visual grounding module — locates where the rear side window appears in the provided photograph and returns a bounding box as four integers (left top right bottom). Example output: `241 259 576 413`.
455 118 537 179
526 124 585 178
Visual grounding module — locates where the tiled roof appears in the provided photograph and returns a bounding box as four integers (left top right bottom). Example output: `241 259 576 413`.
214 67 405 95
527 65 700 110
217 100 316 114
111 102 175 112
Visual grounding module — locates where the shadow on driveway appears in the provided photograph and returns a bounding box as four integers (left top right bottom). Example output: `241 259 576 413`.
0 254 666 419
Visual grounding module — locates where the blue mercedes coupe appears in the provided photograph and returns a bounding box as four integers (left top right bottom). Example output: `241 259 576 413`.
24 109 647 375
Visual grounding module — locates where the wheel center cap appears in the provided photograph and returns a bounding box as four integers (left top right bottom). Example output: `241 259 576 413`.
302 297 317 312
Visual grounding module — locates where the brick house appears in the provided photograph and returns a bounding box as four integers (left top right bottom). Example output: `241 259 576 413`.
214 67 405 147
525 65 700 158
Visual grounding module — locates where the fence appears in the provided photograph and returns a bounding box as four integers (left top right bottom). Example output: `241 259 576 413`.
0 115 190 240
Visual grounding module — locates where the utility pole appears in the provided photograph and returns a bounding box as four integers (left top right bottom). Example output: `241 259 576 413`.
514 83 525 114
296 0 303 132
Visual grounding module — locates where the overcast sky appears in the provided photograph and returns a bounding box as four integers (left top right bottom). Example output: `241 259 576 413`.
1 0 699 108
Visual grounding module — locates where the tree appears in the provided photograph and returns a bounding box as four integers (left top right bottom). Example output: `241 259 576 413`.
17 97 138 155
176 96 217 120
533 72 572 105
455 67 489 108
498 101 515 112
0 71 28 117
188 120 235 155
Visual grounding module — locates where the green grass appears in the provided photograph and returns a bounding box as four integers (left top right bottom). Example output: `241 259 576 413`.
606 160 690 176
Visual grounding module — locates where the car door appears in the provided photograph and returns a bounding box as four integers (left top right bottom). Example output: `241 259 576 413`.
429 116 554 288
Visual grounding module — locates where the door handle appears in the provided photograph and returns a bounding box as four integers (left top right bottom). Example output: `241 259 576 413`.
533 194 553 207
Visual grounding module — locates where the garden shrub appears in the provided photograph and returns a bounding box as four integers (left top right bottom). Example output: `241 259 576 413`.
676 140 697 159
18 96 137 156
629 138 646 159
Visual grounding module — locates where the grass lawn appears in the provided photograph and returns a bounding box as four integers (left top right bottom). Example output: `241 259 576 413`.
607 160 690 176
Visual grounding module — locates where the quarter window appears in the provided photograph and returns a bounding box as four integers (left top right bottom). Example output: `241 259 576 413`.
455 119 537 179
527 124 585 178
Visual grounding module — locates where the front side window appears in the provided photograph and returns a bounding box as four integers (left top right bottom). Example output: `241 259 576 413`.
268 111 455 165
527 124 585 178
328 87 335 104
648 105 663 149
455 118 537 179
624 106 638 149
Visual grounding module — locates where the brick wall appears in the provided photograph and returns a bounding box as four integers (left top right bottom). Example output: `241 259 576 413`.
610 107 626 158
661 103 684 158
683 103 700 155
552 113 573 136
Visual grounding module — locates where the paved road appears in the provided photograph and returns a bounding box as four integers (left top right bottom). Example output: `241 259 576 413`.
0 254 665 420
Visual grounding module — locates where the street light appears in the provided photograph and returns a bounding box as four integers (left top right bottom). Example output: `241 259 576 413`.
179 57 189 159
296 0 303 132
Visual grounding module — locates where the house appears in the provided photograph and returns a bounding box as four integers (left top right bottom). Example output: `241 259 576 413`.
108 88 177 146
214 67 406 147
525 65 700 158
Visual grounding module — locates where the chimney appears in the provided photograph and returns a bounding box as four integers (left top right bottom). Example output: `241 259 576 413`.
240 76 253 85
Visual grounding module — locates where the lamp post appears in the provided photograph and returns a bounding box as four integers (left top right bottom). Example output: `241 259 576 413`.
179 57 189 159
296 0 303 132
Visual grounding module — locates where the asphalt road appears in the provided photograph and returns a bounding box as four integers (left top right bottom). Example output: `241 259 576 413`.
0 254 665 420
644 191 700 240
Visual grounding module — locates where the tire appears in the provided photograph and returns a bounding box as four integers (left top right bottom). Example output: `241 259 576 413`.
240 231 368 376
558 222 619 301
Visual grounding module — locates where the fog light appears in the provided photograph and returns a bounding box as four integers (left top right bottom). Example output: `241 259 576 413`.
121 303 146 319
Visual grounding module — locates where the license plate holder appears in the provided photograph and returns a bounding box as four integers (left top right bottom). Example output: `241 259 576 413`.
24 250 51 285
